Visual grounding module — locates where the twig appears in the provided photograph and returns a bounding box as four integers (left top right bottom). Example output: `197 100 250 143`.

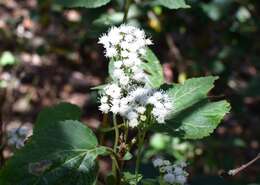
222 153 260 176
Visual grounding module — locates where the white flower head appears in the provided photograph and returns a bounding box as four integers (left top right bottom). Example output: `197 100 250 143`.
163 173 176 184
129 118 139 128
104 84 122 99
98 24 173 128
175 175 187 184
153 158 164 167
99 103 110 113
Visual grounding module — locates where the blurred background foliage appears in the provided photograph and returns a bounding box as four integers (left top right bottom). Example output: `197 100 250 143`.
0 0 259 184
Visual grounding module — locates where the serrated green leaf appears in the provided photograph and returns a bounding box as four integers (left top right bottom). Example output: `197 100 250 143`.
54 0 111 8
152 76 231 139
179 100 231 139
153 0 190 9
167 76 218 114
0 103 105 185
142 48 164 88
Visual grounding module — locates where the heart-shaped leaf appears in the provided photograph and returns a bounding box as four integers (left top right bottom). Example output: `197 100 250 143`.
0 103 106 185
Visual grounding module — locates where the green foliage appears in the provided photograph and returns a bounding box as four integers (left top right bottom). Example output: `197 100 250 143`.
152 0 190 9
178 100 230 139
0 51 18 67
122 151 133 161
0 103 106 185
54 0 111 8
36 102 82 125
93 12 124 27
142 48 164 88
167 76 218 114
152 77 231 139
122 172 142 185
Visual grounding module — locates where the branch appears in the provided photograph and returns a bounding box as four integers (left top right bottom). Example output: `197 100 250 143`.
221 153 260 177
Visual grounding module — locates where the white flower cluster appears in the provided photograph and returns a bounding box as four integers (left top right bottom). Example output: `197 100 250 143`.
98 24 152 85
98 25 172 127
7 127 29 149
153 158 188 185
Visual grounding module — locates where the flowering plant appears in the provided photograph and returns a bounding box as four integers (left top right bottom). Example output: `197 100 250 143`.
0 1 231 185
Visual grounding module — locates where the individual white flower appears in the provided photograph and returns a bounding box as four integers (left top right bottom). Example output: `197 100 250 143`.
147 96 158 105
127 111 138 120
123 58 135 67
98 34 110 48
136 106 146 114
113 69 125 79
121 50 130 58
99 103 110 113
145 38 153 45
153 158 164 167
179 161 187 168
114 60 123 68
111 99 121 113
119 75 130 86
105 47 117 58
111 105 120 114
139 48 146 55
163 173 176 184
129 118 139 127
175 175 187 184
108 27 121 45
7 127 29 149
120 41 130 50
100 96 108 104
119 98 130 115
153 91 164 100
104 84 122 99
124 34 134 42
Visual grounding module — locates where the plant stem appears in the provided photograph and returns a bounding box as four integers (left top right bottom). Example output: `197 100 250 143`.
123 0 132 23
113 114 119 152
135 127 146 184
112 114 120 185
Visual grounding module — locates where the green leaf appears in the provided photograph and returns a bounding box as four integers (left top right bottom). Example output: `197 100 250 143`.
142 48 164 88
122 172 142 185
153 0 190 9
122 152 133 161
0 103 105 185
93 12 124 27
167 76 218 114
54 0 111 8
0 51 18 67
178 100 231 139
36 102 82 126
91 84 108 90
152 76 231 139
